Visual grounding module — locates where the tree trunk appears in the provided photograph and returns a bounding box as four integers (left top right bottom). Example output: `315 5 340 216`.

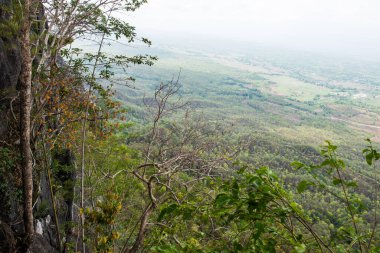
128 203 155 253
19 0 34 245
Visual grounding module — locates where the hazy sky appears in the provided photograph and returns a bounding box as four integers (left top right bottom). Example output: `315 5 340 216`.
129 0 380 56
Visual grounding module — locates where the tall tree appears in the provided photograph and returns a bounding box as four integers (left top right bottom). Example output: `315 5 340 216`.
19 0 34 245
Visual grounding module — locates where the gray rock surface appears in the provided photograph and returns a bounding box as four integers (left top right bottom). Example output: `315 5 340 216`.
0 37 21 90
30 234 59 253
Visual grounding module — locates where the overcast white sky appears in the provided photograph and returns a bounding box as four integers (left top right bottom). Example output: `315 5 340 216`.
128 0 380 56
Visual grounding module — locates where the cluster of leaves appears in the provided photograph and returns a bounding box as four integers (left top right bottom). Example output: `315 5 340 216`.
211 166 307 252
0 0 22 38
80 132 144 251
128 140 378 253
293 140 380 252
0 147 22 214
84 191 123 252
147 166 313 252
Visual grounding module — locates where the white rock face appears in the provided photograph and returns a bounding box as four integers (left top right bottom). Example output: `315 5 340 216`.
46 215 51 225
36 220 43 235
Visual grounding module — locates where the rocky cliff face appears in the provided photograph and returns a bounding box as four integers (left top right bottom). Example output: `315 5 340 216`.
0 0 21 138
0 34 24 251
0 37 21 90
0 0 21 87
0 0 22 230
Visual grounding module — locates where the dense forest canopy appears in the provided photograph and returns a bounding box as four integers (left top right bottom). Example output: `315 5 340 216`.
0 0 379 252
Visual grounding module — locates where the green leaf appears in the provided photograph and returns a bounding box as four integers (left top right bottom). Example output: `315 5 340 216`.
237 167 246 174
321 159 333 167
366 153 374 165
294 243 306 253
232 180 240 198
232 241 244 250
215 193 231 207
181 206 195 220
332 178 342 185
291 161 305 170
157 203 179 222
297 180 313 193
337 159 346 169
345 181 358 188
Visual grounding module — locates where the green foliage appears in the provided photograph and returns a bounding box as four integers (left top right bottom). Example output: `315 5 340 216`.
0 147 17 171
35 200 50 219
210 167 301 252
0 147 22 211
0 1 22 38
84 191 123 252
130 140 379 253
296 180 315 194
363 139 380 166
149 166 319 252
293 140 380 252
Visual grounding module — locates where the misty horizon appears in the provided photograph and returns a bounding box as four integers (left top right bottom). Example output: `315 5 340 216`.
125 0 380 59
